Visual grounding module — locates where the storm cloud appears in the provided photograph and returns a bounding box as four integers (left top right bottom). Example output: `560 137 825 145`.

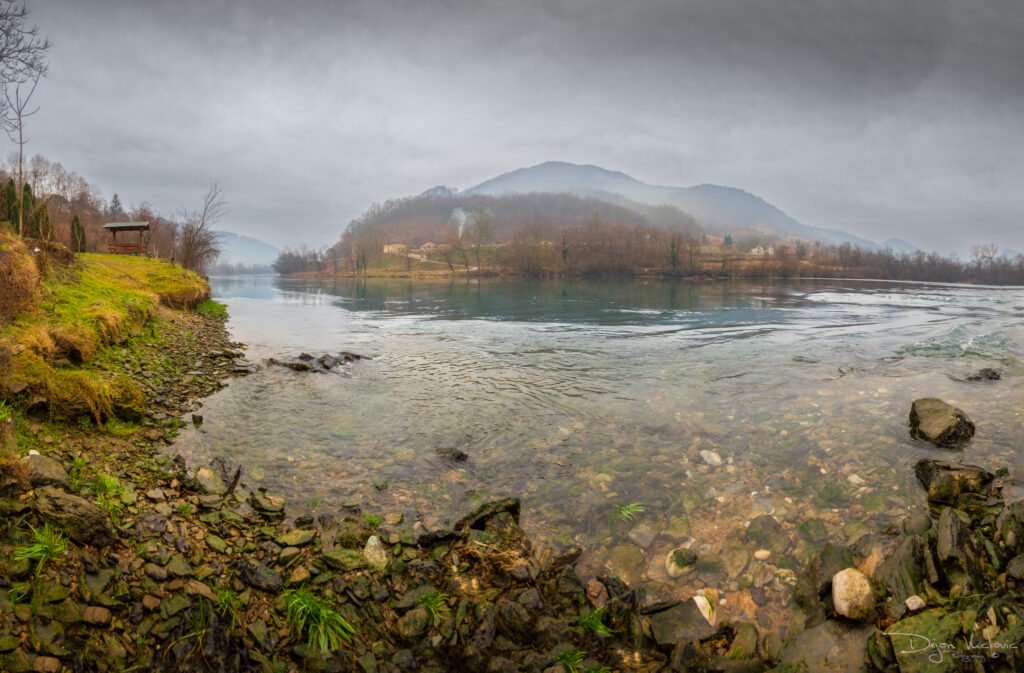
29 0 1024 254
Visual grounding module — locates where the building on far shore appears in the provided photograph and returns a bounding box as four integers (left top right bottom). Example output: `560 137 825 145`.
418 241 438 251
750 245 775 256
383 243 408 255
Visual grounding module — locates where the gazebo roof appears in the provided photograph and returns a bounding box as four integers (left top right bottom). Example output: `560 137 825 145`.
103 221 150 231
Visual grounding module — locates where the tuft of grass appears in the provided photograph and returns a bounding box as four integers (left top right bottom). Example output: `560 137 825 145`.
0 399 11 422
554 649 586 673
612 502 646 521
306 497 321 509
13 523 68 577
577 607 614 637
216 587 244 628
362 513 380 529
417 591 449 623
196 299 228 319
284 587 355 653
177 502 194 519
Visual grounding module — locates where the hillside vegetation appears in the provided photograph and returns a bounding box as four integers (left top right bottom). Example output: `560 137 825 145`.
0 231 210 423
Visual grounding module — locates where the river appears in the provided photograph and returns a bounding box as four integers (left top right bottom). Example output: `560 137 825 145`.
174 275 1023 630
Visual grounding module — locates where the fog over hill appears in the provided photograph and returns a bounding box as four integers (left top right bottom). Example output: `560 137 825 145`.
214 231 280 267
467 162 879 249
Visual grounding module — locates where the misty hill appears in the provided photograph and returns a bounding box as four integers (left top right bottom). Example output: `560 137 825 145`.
215 231 281 266
467 161 878 248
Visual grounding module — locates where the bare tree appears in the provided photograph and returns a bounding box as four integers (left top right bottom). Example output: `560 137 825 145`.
176 183 225 273
466 208 495 272
0 3 48 88
3 72 37 236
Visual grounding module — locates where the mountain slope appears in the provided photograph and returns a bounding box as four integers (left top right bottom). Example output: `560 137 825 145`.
467 161 878 248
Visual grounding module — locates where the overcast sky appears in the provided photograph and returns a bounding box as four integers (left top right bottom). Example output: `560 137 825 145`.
28 0 1024 254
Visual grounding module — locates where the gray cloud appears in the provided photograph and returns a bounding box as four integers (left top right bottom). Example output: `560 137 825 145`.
27 0 1024 254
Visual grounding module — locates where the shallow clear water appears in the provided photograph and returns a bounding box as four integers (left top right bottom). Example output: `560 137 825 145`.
175 275 1023 627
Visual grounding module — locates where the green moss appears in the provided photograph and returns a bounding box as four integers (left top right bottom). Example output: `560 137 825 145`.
196 299 228 319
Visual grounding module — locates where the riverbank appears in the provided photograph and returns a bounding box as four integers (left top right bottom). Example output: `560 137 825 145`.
1 241 1020 671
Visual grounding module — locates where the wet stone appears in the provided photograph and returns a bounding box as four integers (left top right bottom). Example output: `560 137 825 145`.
909 398 975 448
233 559 282 593
193 466 227 495
649 599 716 646
363 535 389 571
166 555 192 578
322 548 367 572
279 546 302 563
396 606 431 639
32 656 61 673
82 606 112 625
206 535 229 554
831 568 874 621
144 563 168 581
606 544 644 586
159 594 192 619
276 529 316 547
665 548 698 578
746 515 789 554
627 523 658 549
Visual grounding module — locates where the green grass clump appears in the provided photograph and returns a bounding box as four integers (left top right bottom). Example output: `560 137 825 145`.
196 299 228 319
363 513 380 529
417 591 449 623
0 400 11 422
284 587 355 653
177 502 194 519
577 607 614 637
612 502 646 521
14 523 68 577
554 649 586 673
216 588 244 628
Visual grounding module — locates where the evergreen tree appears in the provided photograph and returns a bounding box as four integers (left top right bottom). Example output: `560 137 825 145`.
108 193 123 217
724 234 733 247
20 183 36 238
70 214 85 252
0 178 16 228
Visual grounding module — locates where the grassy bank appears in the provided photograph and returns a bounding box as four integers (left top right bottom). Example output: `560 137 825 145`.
0 232 210 423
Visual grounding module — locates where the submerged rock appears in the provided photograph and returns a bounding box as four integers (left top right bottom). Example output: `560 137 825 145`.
966 367 1000 381
913 459 996 507
649 599 716 646
909 398 975 447
778 620 874 673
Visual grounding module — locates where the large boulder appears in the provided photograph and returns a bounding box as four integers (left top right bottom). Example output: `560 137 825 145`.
34 486 115 547
909 398 974 448
913 459 996 507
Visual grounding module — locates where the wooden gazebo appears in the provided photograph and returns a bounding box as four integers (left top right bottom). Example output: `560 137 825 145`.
104 222 149 255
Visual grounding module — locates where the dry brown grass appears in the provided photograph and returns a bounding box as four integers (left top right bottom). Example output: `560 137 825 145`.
0 231 40 323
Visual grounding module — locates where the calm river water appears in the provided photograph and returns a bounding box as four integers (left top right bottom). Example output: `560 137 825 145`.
175 275 1023 629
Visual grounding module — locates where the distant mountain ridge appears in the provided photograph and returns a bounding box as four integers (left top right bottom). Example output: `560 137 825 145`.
215 230 280 267
467 161 879 249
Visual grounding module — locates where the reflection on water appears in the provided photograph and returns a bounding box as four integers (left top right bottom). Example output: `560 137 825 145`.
176 275 1024 628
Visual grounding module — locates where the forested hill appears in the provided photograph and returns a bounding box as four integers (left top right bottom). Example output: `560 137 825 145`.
342 189 700 248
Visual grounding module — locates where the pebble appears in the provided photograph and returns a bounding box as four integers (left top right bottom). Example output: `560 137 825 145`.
699 450 723 467
753 549 772 561
83 606 112 625
847 474 865 485
905 595 926 612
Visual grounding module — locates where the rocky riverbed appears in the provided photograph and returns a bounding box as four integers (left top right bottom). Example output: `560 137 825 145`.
0 306 1019 672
